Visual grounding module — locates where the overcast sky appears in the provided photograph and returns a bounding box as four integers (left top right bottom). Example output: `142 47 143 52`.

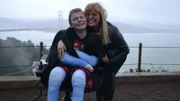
0 0 179 26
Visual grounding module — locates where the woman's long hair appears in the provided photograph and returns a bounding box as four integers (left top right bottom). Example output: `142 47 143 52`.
84 2 110 45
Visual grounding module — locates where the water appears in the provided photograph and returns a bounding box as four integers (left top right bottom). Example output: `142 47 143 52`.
0 31 180 73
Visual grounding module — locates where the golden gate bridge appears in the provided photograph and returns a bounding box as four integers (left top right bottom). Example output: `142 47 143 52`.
0 11 63 32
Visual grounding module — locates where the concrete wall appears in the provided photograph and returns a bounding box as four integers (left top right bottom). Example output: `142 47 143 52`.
0 72 180 101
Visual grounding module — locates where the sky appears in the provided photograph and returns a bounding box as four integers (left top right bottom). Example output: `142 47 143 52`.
0 0 180 27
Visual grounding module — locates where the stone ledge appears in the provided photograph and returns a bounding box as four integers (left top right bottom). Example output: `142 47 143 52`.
0 72 180 89
116 72 180 83
0 76 41 89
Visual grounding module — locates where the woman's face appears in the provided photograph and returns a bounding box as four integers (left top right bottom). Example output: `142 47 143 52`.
85 10 100 27
70 11 87 30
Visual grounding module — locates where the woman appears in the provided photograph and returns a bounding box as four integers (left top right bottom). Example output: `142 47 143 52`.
58 3 130 101
40 8 104 101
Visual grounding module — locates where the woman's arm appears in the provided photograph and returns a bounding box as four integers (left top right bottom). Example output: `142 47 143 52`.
83 34 105 66
107 26 130 65
46 30 66 69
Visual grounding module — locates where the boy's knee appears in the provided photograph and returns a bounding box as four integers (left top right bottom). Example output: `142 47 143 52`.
49 67 66 85
72 70 86 87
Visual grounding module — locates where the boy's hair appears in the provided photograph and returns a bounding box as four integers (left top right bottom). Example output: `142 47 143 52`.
68 8 83 26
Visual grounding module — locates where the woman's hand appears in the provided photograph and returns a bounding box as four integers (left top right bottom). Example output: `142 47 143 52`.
102 54 108 64
57 40 66 59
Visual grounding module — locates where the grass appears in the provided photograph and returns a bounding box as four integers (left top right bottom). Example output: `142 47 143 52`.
124 66 170 73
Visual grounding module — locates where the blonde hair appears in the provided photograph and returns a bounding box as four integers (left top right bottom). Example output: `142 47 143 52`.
84 2 110 45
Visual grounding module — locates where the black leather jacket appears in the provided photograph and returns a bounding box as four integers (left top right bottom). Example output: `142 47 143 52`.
103 22 130 68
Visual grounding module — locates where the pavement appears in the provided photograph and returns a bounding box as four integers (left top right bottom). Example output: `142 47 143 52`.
0 73 180 101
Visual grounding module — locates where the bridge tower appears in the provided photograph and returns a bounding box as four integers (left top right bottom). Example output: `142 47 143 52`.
58 11 63 30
